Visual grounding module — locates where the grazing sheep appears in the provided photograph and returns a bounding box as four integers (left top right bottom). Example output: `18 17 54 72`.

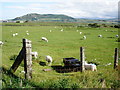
15 33 18 36
80 32 82 34
116 35 119 38
98 35 102 38
84 61 97 71
49 30 52 32
26 31 28 32
12 34 16 37
26 33 29 35
0 41 4 46
41 37 48 42
83 36 86 40
61 29 63 32
46 55 53 66
76 30 78 32
31 52 38 59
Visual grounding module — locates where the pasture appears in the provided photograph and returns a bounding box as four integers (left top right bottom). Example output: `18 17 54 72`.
1 23 120 88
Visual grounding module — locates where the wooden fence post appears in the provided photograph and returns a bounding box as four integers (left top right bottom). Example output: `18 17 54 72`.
114 48 119 69
80 47 85 72
23 39 32 80
10 48 25 72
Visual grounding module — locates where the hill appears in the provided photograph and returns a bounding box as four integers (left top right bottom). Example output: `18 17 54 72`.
10 13 77 22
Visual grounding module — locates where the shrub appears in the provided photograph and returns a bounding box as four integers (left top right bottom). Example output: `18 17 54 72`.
88 23 100 28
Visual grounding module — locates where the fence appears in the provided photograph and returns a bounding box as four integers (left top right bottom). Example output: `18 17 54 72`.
10 39 32 80
10 39 119 79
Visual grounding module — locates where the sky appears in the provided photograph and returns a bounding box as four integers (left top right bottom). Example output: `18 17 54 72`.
0 0 119 20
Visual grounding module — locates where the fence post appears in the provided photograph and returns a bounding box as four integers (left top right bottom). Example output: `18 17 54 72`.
80 47 85 72
10 48 25 72
114 48 119 69
23 39 32 80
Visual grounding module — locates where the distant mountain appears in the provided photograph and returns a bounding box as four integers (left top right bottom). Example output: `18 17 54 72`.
10 13 77 22
76 18 118 24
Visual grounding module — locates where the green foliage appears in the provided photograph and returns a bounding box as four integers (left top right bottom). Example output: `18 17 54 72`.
111 80 120 88
114 25 120 28
88 23 100 28
2 67 33 88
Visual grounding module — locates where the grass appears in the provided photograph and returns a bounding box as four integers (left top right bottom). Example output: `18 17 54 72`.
1 22 120 88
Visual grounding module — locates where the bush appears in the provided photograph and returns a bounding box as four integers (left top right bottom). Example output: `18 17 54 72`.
114 25 120 28
88 23 100 28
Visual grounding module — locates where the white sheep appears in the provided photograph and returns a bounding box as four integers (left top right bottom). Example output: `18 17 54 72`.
116 35 119 37
83 61 97 71
31 52 38 59
46 55 53 66
26 33 29 35
15 33 18 36
0 41 4 46
12 34 16 37
41 37 48 42
61 29 63 32
98 35 102 38
83 36 86 40
76 30 79 32
80 32 82 34
49 30 52 32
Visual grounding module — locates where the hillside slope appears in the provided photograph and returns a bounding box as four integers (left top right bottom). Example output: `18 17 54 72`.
11 13 77 22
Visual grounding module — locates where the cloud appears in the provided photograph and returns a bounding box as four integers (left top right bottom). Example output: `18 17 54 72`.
1 0 119 19
0 0 119 2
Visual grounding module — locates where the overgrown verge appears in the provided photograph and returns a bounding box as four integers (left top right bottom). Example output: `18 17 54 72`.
1 66 120 88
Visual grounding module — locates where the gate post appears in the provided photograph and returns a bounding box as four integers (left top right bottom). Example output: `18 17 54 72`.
23 39 32 80
80 47 85 72
114 48 119 69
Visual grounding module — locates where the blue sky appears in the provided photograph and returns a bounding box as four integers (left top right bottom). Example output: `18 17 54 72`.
0 0 119 20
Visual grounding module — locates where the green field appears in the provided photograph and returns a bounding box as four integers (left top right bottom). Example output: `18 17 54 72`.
1 23 120 88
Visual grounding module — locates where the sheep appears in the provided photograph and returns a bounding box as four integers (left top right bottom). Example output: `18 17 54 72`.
61 29 63 32
80 32 82 34
46 55 53 66
15 33 18 36
98 35 102 38
41 37 48 42
83 61 97 71
76 30 78 32
12 34 16 37
0 41 4 46
31 52 38 59
116 35 119 37
83 36 86 40
49 30 52 32
26 33 29 35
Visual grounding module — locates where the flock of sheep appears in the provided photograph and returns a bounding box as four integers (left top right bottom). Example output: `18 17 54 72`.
1 27 119 71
